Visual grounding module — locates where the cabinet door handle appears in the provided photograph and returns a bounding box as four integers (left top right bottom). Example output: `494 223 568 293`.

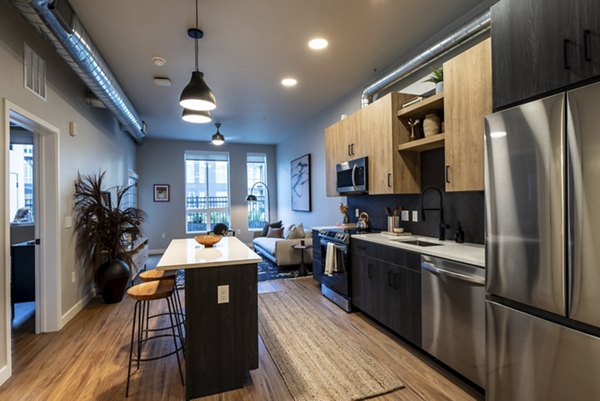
388 271 392 287
584 30 592 61
394 273 399 290
387 173 392 187
564 39 571 69
367 263 373 278
347 144 351 156
351 143 355 156
445 165 451 184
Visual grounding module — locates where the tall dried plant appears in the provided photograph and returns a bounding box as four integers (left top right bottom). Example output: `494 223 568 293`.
73 171 147 271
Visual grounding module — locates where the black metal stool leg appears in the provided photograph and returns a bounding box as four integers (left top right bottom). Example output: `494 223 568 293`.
126 300 139 397
167 296 185 385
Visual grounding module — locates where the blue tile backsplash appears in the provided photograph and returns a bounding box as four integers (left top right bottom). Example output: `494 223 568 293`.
346 148 485 244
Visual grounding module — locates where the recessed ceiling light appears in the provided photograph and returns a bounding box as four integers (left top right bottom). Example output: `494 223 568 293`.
153 77 172 87
308 38 328 50
281 78 298 87
152 56 166 67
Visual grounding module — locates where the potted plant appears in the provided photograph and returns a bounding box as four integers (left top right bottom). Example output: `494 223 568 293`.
73 171 147 303
424 66 444 94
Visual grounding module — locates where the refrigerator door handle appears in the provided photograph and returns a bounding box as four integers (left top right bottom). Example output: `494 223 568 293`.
421 261 485 286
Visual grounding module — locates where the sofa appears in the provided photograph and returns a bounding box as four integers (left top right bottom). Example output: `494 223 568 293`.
252 230 313 267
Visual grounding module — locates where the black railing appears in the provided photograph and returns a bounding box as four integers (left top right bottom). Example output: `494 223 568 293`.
186 195 229 209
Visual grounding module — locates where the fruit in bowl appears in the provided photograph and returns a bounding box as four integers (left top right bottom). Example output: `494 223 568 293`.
194 234 222 247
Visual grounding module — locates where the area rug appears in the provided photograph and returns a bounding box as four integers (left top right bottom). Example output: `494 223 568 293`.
258 291 405 401
145 254 302 286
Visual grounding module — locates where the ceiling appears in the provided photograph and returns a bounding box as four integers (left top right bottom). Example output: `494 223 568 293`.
67 0 488 145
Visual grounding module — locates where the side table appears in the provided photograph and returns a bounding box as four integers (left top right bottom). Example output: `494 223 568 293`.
292 243 312 276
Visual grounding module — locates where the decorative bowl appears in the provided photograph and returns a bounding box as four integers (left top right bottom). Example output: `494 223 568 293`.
194 235 222 248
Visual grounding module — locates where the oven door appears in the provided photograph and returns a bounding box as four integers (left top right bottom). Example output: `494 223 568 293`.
319 238 350 297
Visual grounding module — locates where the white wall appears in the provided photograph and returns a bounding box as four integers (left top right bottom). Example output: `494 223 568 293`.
136 138 277 249
0 1 136 383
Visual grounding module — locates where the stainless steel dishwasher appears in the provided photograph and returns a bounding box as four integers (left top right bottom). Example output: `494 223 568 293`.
421 254 485 388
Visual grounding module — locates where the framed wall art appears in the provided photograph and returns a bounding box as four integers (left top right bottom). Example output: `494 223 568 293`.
291 154 311 212
153 184 170 202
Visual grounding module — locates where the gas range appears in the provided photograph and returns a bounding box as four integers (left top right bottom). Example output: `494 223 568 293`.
318 228 372 244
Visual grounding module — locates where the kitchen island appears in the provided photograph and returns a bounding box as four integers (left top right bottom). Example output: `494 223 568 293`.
157 237 262 400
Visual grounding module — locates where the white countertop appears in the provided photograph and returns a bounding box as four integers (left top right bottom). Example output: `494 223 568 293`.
156 236 262 271
352 233 485 267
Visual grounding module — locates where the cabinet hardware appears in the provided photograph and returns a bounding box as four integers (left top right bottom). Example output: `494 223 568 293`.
387 173 392 187
350 143 355 156
347 144 351 156
584 30 591 61
564 39 571 69
368 263 373 278
445 165 451 184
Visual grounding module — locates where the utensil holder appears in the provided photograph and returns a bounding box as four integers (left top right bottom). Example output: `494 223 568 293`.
387 216 400 233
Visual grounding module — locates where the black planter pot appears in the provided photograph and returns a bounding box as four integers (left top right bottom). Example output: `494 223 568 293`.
95 259 131 303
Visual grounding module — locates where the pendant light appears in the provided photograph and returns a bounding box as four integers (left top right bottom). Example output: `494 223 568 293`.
182 108 212 124
212 122 225 146
179 0 216 111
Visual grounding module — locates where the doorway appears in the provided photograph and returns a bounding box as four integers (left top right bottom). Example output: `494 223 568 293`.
1 100 61 384
8 127 36 332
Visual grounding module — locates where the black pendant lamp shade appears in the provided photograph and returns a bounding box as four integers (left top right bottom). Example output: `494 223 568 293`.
179 0 216 111
212 122 225 146
182 107 212 124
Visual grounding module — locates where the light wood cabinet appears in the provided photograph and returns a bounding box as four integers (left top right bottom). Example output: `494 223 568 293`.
443 38 492 192
325 93 420 196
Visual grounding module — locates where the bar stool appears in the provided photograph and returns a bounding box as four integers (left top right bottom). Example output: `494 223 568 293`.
125 279 184 397
139 269 185 339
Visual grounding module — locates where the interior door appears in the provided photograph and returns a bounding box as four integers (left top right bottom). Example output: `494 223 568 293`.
567 80 600 327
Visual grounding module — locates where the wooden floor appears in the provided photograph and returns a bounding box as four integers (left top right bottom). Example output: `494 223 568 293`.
0 277 483 401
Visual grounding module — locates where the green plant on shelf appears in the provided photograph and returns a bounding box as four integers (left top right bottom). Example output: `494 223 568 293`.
423 66 443 84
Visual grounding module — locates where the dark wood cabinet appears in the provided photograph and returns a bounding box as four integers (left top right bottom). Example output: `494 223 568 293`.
351 238 421 346
492 0 600 110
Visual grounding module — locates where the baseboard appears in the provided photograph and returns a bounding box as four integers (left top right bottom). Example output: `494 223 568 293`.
149 248 166 255
60 291 94 329
0 363 11 387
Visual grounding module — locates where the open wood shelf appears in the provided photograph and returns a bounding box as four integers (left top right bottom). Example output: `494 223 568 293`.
398 133 445 152
397 92 444 118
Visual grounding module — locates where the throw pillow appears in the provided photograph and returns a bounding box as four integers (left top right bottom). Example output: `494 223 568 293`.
286 223 305 239
260 220 282 237
266 226 284 238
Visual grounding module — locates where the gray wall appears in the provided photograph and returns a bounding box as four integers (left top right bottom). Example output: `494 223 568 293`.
136 138 277 250
0 0 136 347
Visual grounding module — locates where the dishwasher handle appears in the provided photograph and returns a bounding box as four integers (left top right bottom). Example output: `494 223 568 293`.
421 261 485 286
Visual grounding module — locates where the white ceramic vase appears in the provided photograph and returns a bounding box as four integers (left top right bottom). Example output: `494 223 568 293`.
423 113 441 137
435 81 444 94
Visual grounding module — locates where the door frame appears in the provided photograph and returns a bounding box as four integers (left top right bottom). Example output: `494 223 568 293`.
1 99 61 384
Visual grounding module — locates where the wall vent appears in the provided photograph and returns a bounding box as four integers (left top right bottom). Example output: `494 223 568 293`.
24 43 47 100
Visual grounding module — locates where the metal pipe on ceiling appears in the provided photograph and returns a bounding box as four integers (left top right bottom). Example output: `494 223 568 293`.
10 0 146 143
360 10 491 108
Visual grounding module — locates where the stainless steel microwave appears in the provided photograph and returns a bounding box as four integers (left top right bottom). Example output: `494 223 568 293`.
336 157 368 194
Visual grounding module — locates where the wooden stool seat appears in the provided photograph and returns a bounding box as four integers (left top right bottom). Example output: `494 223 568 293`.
139 269 177 282
127 280 174 301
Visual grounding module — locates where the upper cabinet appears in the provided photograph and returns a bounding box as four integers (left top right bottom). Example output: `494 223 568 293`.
325 93 420 197
444 38 492 192
492 0 600 110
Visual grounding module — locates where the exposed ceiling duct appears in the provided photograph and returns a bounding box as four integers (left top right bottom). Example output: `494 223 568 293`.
10 0 146 143
361 10 491 108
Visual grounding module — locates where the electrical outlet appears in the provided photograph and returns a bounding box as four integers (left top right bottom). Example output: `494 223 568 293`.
64 216 72 228
217 285 229 304
355 208 360 217
236 229 241 235
412 210 419 222
71 271 76 283
401 210 409 221
161 232 166 239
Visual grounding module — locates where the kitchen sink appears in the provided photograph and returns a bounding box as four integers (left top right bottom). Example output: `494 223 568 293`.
391 239 442 247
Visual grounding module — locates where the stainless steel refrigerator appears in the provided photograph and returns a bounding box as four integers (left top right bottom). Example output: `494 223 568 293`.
485 80 600 401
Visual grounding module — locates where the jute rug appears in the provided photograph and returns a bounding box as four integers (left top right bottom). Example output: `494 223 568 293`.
258 291 405 401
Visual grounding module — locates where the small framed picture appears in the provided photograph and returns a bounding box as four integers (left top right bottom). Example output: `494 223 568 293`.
153 184 170 202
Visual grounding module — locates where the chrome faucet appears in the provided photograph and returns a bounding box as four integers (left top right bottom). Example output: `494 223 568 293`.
420 186 450 241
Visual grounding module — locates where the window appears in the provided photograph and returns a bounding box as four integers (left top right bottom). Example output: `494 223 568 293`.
247 153 268 229
185 151 230 233
9 143 34 223
124 169 139 209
